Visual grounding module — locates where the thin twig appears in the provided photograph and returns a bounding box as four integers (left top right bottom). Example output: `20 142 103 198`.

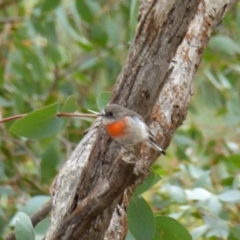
0 112 97 124
0 114 26 123
31 200 52 226
57 113 97 118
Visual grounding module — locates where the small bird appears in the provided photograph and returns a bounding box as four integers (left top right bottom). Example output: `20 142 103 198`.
98 104 165 155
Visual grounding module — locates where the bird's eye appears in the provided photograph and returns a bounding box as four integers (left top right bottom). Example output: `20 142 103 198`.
108 111 113 117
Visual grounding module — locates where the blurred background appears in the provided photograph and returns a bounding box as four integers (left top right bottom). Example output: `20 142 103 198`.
0 0 240 239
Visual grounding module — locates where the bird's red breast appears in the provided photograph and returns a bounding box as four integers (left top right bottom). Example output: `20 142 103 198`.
105 117 128 138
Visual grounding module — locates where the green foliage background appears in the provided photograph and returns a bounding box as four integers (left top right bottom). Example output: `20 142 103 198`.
0 0 240 239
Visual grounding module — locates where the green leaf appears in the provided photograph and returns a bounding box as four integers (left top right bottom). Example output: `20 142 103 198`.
218 190 240 202
76 37 93 52
46 44 62 64
208 35 240 56
221 177 234 187
21 46 45 83
34 218 50 239
105 16 121 47
79 56 99 71
10 103 63 139
227 154 240 168
0 96 12 107
76 0 93 23
125 231 135 240
41 0 61 12
165 184 186 203
204 69 222 90
185 188 211 201
129 0 138 38
191 225 209 240
0 186 15 195
174 134 196 147
21 196 50 215
40 145 59 184
61 96 78 127
228 224 240 240
204 215 229 238
90 23 108 46
0 161 5 182
61 96 77 113
133 171 162 198
218 73 231 89
128 196 155 240
130 0 138 26
225 98 240 126
96 92 111 110
154 216 192 240
15 212 35 240
207 195 222 216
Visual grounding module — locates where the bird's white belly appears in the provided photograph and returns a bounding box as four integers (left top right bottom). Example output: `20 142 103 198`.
117 117 149 145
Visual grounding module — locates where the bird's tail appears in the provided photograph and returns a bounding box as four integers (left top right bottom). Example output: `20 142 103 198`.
149 138 166 155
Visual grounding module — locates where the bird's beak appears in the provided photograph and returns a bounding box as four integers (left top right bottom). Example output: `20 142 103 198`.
97 110 105 117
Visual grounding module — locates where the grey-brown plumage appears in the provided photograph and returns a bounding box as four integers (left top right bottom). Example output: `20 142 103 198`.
103 104 144 121
99 104 165 155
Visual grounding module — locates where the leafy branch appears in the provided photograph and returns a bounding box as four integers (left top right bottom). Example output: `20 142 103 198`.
0 112 97 124
0 96 98 139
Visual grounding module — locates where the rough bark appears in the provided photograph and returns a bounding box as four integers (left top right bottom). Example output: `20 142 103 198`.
45 0 237 239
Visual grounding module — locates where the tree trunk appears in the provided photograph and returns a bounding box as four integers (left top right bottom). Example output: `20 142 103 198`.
45 0 237 239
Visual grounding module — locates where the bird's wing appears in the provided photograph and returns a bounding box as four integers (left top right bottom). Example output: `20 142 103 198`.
147 126 166 155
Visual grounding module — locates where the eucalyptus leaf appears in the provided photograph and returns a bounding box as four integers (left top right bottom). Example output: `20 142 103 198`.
154 216 192 240
61 96 78 127
128 197 155 240
76 0 93 23
15 212 35 240
209 35 240 55
35 218 50 240
10 103 62 139
21 196 50 216
96 92 111 110
133 170 162 198
218 190 240 202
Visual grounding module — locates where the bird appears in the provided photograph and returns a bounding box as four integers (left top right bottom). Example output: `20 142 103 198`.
98 104 165 155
